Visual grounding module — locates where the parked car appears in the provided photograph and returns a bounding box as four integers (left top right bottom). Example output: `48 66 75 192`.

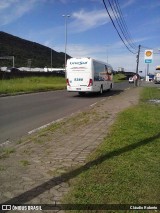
10 67 20 72
129 77 134 83
154 72 160 84
6 67 20 72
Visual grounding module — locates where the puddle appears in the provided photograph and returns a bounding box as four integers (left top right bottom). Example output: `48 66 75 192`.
149 99 160 104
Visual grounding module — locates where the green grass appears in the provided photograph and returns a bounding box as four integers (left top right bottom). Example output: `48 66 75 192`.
140 87 160 101
113 73 126 82
20 160 30 166
0 74 126 95
63 87 160 211
0 165 5 171
0 147 15 159
0 76 66 94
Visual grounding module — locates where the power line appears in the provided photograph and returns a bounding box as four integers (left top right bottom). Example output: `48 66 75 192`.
102 0 137 54
103 0 157 55
111 0 137 50
113 0 137 50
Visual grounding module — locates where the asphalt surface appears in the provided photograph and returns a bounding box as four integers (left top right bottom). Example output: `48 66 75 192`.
0 81 134 144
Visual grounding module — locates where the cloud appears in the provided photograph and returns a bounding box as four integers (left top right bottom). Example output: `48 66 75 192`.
140 1 160 10
0 0 38 26
68 43 136 71
68 44 103 57
69 9 110 33
25 7 112 46
59 0 69 3
122 0 136 8
150 2 160 8
57 41 158 72
145 17 160 26
0 0 18 10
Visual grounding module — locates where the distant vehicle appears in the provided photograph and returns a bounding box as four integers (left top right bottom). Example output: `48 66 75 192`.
66 57 113 95
129 77 134 83
10 67 20 72
148 74 154 81
6 67 20 72
55 70 65 75
154 72 160 84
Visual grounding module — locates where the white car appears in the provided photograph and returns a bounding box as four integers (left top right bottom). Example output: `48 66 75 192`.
129 77 134 83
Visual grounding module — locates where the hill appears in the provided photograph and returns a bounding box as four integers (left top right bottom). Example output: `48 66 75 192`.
0 31 70 68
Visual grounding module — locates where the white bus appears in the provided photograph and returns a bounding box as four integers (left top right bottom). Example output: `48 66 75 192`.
66 57 113 95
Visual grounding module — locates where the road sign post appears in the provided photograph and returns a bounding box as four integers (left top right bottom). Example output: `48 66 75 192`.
144 50 153 77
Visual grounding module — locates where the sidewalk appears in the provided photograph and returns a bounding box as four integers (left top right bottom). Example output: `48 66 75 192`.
0 87 141 212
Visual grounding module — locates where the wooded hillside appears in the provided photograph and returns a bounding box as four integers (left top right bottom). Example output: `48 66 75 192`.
0 31 70 68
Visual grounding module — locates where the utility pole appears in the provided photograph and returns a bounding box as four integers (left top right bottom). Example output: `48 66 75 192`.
13 56 15 67
62 14 70 72
136 44 141 86
27 59 32 71
106 44 110 64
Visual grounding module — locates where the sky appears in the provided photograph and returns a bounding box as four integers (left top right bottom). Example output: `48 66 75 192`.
0 0 160 75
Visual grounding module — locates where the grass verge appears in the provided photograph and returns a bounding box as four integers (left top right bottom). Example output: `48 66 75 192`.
0 76 66 94
63 87 160 211
113 73 126 82
0 147 15 159
0 74 126 95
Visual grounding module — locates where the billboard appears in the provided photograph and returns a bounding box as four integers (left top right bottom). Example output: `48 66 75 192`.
144 50 153 63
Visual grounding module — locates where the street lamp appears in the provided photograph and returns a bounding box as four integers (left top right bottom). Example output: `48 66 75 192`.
62 14 70 71
51 48 52 71
106 44 110 64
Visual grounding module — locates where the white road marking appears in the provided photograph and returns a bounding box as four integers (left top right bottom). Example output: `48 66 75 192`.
90 102 97 107
28 94 114 135
101 99 106 102
28 117 65 135
124 87 130 90
0 140 11 147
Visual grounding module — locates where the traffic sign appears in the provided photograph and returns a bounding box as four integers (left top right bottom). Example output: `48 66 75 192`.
145 59 152 63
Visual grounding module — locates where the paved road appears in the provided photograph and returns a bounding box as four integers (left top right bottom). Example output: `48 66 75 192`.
0 81 133 144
